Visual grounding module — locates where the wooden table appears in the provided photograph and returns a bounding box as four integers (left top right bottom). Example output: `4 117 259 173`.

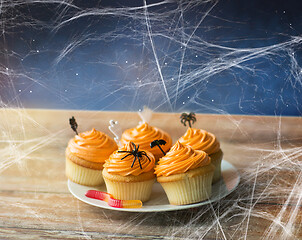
0 108 301 239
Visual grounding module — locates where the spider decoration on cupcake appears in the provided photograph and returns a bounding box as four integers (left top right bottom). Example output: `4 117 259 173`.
180 112 196 128
118 142 151 169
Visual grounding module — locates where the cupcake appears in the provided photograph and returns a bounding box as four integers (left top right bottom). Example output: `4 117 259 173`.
66 128 118 186
102 142 156 202
154 141 215 205
120 122 172 161
178 128 223 183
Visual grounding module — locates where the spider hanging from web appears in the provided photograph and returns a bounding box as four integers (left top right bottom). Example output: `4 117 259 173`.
118 142 151 169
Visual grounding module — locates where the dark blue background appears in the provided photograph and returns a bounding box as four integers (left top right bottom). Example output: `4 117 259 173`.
1 0 301 115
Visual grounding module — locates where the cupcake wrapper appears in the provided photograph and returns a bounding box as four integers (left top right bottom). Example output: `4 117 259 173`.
103 177 155 202
159 171 213 205
212 162 221 183
210 150 223 184
66 158 104 186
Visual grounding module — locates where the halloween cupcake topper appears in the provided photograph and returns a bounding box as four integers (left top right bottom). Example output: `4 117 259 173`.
138 106 153 123
180 112 196 128
150 139 167 156
118 142 151 169
69 116 78 135
108 120 122 144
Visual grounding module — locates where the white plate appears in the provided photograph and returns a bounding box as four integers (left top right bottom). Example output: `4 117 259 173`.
68 160 240 212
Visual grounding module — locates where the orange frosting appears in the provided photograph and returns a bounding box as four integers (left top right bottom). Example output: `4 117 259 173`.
178 128 220 155
103 142 155 176
120 122 172 156
154 141 211 177
68 128 117 163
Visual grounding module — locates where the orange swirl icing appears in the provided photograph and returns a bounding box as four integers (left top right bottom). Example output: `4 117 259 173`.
120 122 172 156
154 141 211 177
68 128 118 163
103 142 155 176
178 128 220 155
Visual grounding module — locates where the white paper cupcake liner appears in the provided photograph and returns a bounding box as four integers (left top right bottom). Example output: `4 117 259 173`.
210 150 223 183
66 158 104 186
159 171 213 205
103 177 155 202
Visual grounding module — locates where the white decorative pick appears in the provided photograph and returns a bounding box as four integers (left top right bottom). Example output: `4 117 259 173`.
138 106 153 123
108 120 122 144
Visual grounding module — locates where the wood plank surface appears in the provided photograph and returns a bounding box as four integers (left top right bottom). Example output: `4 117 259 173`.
0 108 301 239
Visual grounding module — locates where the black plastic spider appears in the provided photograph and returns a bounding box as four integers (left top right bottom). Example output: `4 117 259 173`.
118 142 151 169
180 112 196 128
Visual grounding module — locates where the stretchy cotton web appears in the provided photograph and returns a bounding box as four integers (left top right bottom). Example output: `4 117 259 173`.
0 0 301 239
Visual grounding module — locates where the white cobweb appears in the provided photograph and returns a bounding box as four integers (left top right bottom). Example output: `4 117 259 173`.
0 0 301 239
